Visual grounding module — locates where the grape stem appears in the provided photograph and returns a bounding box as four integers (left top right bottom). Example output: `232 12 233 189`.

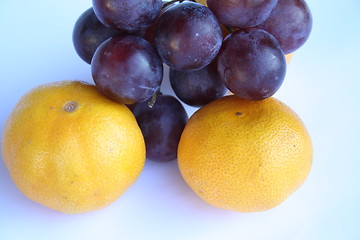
162 0 197 9
148 90 162 108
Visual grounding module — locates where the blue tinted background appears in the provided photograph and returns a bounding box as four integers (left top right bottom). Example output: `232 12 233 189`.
1 0 359 239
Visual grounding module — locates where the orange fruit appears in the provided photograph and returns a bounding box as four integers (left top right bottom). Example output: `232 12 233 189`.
1 80 146 214
196 0 207 6
178 95 312 212
286 53 294 63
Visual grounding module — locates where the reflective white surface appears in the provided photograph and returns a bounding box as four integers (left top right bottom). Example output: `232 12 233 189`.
1 0 359 239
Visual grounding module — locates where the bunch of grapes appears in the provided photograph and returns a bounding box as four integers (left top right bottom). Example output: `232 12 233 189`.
73 0 312 161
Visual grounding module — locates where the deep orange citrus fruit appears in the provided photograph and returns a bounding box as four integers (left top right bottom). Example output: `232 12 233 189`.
1 80 146 214
178 95 312 212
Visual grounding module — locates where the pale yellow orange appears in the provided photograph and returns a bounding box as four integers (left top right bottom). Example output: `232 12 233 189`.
178 95 312 212
2 81 146 214
286 53 294 63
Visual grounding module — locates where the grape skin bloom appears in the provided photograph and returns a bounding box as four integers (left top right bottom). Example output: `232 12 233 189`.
92 0 162 33
72 8 121 64
206 0 278 28
169 61 228 107
132 95 188 162
91 35 163 104
256 0 313 54
154 2 223 71
217 29 286 100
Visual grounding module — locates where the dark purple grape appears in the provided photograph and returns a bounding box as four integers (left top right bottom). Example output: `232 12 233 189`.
91 35 163 104
132 95 188 162
169 61 228 107
154 2 222 71
72 8 121 64
126 103 136 112
206 0 278 28
92 0 162 33
256 0 313 54
217 29 286 100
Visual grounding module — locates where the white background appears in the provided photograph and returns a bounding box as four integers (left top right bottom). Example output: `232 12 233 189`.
1 0 359 239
